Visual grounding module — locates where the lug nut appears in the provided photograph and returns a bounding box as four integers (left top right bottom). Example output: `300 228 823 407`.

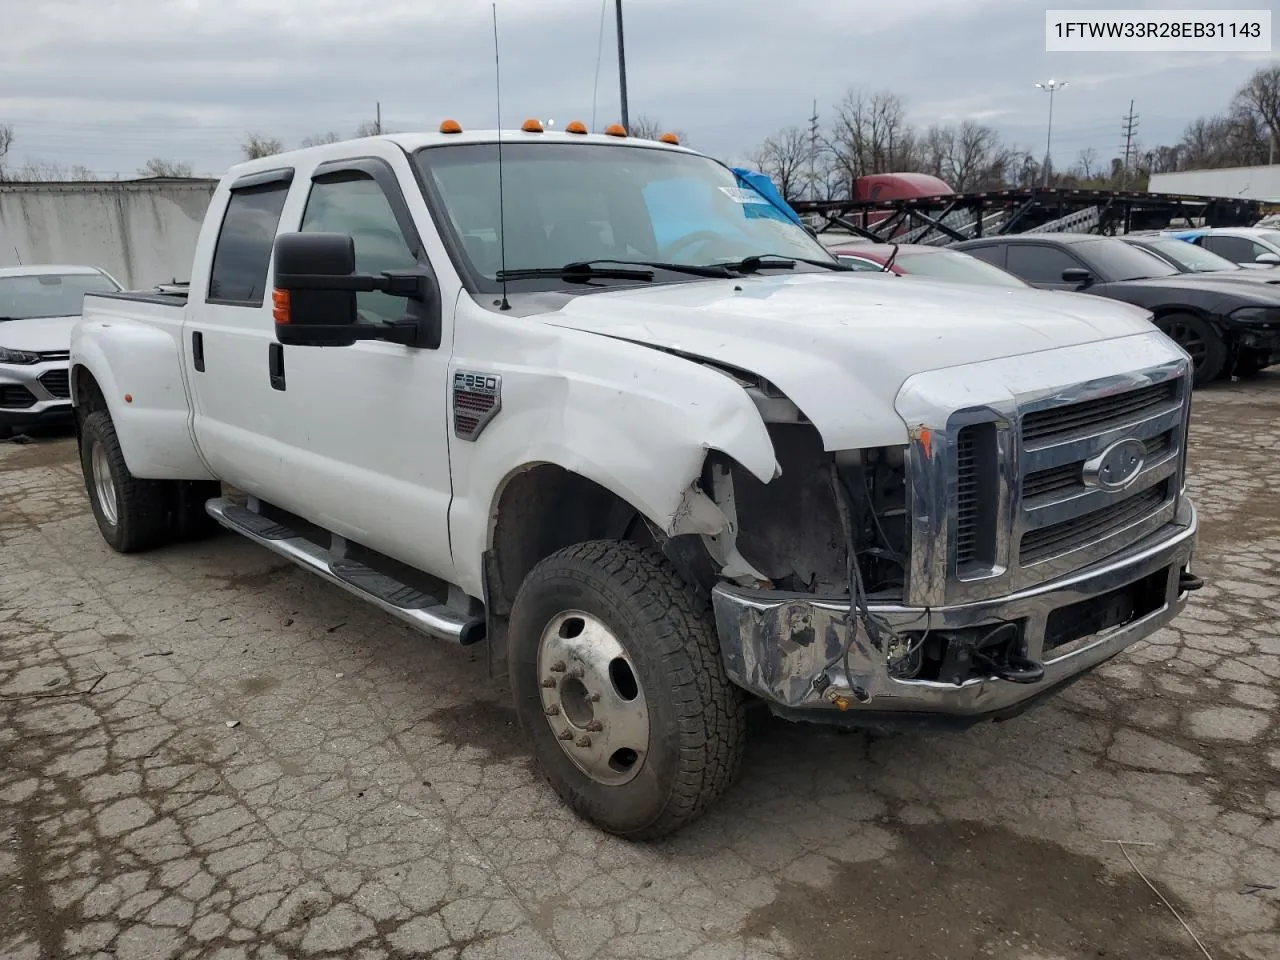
557 729 573 741
585 720 603 732
575 735 592 748
550 661 566 673
568 666 584 679
541 678 557 688
544 705 560 716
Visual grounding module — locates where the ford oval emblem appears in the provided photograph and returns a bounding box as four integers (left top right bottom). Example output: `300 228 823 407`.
1082 438 1146 492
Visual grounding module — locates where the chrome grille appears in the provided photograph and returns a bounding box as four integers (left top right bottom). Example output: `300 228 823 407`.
1013 373 1187 579
1020 480 1170 564
1022 381 1178 445
955 427 978 565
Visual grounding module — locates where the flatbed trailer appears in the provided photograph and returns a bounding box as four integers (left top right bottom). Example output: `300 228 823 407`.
793 188 1264 246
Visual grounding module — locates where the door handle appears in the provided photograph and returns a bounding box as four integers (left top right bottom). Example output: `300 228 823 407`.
268 342 286 391
192 331 205 372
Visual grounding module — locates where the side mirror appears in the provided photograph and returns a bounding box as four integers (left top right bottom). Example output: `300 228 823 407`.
1061 267 1093 287
271 232 435 348
1255 252 1280 265
273 233 359 346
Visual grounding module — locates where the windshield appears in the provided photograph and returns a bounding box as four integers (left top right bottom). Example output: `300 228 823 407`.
1141 238 1239 273
415 142 834 291
1085 239 1180 281
895 249 1027 288
0 272 120 320
1260 231 1280 248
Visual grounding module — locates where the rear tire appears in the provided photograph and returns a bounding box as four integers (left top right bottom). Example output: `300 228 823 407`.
79 410 173 553
508 540 746 840
1154 312 1224 386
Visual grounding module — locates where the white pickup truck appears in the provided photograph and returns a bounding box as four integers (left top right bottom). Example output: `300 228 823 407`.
70 123 1202 839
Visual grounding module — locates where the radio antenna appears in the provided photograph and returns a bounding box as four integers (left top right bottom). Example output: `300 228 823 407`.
492 1 511 311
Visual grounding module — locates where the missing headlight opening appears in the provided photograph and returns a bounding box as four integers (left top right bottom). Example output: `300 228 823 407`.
707 424 908 599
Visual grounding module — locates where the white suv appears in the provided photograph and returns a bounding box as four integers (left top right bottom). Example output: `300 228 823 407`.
0 265 121 438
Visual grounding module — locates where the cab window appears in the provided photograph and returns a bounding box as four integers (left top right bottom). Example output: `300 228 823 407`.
300 175 418 324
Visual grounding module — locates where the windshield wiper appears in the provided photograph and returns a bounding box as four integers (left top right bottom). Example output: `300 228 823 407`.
720 254 856 274
570 258 738 279
496 262 655 282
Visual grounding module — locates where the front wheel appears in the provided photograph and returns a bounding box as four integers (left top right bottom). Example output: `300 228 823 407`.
508 540 746 840
1154 312 1224 386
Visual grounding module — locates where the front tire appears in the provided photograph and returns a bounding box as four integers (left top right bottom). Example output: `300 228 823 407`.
1154 312 1224 386
508 540 746 840
79 410 173 553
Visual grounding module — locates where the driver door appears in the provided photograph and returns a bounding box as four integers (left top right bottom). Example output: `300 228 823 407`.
264 154 456 582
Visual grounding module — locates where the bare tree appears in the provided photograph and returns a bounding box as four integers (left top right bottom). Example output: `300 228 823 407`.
626 115 685 143
1073 147 1099 182
0 123 13 180
8 159 97 181
826 89 915 193
355 120 391 138
1233 64 1280 162
138 157 193 178
300 132 342 148
242 133 285 161
749 126 810 201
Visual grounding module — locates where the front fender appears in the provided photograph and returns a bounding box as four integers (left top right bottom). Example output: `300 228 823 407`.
70 316 214 480
447 322 779 597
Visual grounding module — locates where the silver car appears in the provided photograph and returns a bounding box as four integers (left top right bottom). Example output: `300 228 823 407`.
1 265 122 438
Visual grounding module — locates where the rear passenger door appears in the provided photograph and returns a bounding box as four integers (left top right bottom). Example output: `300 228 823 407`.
1004 243 1089 290
186 169 294 489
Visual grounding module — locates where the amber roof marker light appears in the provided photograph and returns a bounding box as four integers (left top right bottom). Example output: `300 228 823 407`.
521 118 545 133
439 119 463 134
659 132 679 145
604 123 627 137
565 120 588 135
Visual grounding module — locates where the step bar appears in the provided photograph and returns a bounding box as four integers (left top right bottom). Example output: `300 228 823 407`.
205 498 485 646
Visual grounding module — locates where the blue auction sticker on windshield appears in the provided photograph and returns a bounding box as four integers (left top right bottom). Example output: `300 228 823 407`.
718 186 770 204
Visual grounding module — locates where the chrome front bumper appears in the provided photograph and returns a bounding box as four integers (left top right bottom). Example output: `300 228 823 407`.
711 498 1197 723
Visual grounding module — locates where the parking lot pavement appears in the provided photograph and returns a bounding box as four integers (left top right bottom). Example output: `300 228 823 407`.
2 377 1278 960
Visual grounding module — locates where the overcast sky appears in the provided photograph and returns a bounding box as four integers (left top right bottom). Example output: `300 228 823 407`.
2 0 1276 179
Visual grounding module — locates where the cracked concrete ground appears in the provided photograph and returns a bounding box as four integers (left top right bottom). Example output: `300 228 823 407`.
2 374 1278 960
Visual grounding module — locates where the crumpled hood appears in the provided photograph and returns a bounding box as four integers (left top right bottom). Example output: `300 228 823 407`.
542 272 1156 450
0 315 79 354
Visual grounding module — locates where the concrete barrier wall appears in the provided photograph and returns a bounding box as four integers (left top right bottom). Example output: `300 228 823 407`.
0 180 218 290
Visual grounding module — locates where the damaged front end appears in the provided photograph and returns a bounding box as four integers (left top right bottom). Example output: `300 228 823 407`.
691 341 1200 730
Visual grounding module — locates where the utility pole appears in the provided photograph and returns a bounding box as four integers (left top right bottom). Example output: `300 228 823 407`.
1035 78 1068 188
375 101 382 136
808 98 819 200
615 0 629 132
1120 100 1139 190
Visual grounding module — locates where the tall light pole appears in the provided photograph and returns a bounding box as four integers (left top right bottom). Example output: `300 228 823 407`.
616 0 630 132
1035 78 1068 188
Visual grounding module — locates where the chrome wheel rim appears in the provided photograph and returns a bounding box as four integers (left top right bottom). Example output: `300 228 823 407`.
91 441 118 527
536 610 650 786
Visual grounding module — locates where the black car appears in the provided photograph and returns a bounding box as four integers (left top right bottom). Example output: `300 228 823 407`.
1122 236 1280 288
953 234 1280 384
